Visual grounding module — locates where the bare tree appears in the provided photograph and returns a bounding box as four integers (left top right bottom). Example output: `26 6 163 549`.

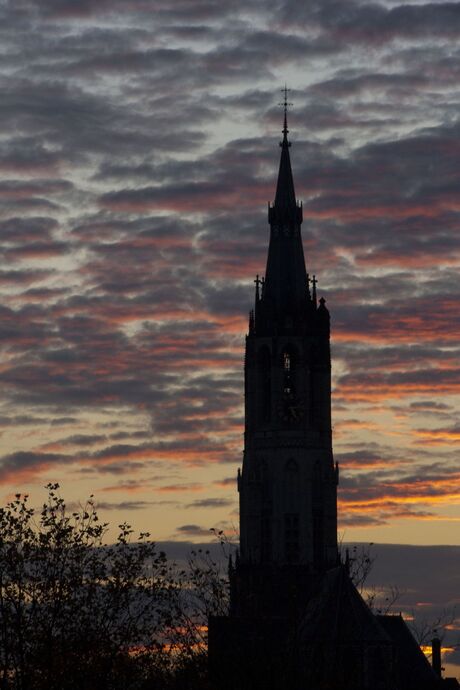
0 484 178 690
408 607 458 648
342 543 376 594
0 485 239 690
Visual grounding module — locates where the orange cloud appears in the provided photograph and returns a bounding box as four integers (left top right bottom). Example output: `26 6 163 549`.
156 483 203 493
414 427 460 445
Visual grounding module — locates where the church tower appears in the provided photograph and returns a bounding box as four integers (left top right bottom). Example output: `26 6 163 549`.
209 96 443 690
232 97 338 618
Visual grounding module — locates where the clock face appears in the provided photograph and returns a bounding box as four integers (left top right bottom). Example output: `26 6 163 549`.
277 395 304 423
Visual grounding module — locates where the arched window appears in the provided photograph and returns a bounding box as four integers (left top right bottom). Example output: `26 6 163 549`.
261 515 271 563
285 458 299 473
312 509 324 567
284 513 299 563
284 458 300 505
257 347 271 423
281 345 297 396
313 460 321 482
342 648 361 686
312 461 324 566
260 456 271 562
312 461 323 505
284 459 300 562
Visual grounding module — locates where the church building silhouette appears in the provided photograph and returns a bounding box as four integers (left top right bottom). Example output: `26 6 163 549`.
208 96 449 690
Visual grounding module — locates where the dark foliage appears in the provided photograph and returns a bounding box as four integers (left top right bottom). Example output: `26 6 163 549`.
0 485 228 690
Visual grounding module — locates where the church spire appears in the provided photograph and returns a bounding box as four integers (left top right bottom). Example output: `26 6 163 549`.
260 89 308 333
273 87 298 215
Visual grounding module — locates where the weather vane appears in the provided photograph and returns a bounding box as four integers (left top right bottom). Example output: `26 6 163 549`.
278 84 292 140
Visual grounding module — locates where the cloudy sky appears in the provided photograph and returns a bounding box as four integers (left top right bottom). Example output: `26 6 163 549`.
0 0 459 671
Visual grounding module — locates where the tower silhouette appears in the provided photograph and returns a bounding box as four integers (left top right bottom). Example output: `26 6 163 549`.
234 95 338 619
208 98 444 690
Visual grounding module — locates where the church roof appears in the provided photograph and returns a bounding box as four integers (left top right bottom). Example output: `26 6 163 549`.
376 614 442 690
300 566 392 644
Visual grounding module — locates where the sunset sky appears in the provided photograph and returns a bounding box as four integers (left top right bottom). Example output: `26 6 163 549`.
0 0 459 671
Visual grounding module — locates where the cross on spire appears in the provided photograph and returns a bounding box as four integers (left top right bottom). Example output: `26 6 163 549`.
279 85 292 145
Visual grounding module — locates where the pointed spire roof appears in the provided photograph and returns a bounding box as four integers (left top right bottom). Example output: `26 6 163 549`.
274 138 297 211
274 91 297 213
257 90 308 333
268 87 302 226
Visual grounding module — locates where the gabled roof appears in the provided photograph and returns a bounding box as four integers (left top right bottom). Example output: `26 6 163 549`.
377 614 442 690
300 566 392 644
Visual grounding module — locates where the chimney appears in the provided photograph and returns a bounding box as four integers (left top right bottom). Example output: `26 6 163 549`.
431 636 442 677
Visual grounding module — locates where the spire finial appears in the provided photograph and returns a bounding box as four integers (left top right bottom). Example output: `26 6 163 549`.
279 84 292 146
254 274 261 301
